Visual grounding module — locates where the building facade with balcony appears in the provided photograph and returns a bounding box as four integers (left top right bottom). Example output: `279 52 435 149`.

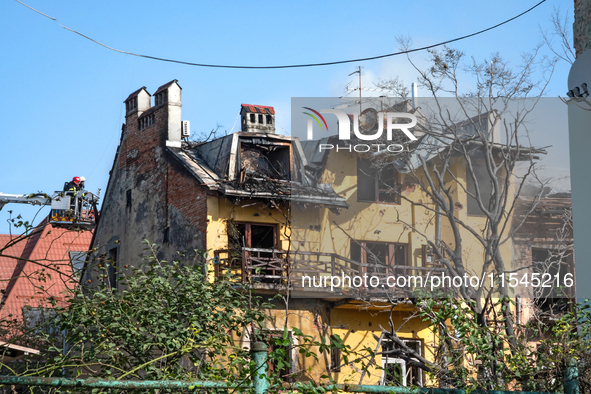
90 81 553 386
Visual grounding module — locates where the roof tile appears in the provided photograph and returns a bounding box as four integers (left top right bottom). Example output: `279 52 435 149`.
241 104 275 115
0 218 92 324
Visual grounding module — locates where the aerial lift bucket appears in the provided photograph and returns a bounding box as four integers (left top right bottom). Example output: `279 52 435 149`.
49 191 99 230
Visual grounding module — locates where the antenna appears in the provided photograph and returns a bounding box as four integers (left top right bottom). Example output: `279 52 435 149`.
349 66 362 115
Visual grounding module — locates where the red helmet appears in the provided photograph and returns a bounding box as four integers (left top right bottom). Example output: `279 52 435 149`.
72 176 81 184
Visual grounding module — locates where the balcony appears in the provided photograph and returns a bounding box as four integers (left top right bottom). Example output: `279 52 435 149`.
213 248 447 298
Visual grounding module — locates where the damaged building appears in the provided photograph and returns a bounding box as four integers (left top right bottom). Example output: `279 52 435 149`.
512 192 575 322
90 80 562 386
90 80 364 383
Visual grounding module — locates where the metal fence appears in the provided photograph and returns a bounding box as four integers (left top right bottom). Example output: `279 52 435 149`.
0 342 578 394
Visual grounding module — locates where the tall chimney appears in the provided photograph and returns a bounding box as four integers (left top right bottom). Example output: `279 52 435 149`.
240 104 276 134
124 87 151 118
153 80 182 148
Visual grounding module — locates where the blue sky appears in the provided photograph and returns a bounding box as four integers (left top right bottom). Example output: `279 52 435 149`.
0 0 573 233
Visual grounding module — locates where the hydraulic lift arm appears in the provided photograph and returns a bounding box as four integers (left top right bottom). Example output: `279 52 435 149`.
0 193 51 212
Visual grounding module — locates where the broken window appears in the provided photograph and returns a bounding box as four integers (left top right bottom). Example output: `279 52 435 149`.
357 159 398 203
240 142 291 180
381 339 423 386
228 223 280 283
258 114 263 124
250 114 256 123
230 223 277 250
266 115 273 125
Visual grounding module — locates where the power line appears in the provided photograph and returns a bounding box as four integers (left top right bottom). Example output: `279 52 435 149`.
15 0 547 70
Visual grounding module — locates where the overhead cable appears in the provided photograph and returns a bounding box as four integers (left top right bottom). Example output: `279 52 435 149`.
15 0 546 70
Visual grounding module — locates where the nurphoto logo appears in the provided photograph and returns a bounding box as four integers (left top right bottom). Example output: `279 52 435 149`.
302 107 417 153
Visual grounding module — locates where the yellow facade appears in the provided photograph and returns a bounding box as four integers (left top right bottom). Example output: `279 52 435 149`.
205 146 515 385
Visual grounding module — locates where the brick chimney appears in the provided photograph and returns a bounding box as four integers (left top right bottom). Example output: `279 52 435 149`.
240 104 275 133
153 80 183 147
124 87 151 118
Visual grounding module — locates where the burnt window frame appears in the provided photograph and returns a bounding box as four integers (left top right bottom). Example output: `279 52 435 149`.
356 158 399 204
239 140 294 181
219 222 279 282
230 222 278 251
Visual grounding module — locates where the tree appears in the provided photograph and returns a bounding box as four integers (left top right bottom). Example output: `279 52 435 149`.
3 241 265 391
0 240 363 394
357 43 581 390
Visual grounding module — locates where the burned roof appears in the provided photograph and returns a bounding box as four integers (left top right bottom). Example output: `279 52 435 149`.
512 194 572 239
167 132 347 208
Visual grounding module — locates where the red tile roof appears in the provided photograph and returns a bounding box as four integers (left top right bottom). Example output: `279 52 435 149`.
0 218 92 325
241 104 275 115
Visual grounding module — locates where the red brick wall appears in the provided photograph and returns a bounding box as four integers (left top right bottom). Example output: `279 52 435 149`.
94 91 207 264
117 100 209 234
167 161 208 234
118 108 165 174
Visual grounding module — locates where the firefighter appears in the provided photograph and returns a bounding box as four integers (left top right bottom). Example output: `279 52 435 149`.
64 176 82 192
62 177 83 218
